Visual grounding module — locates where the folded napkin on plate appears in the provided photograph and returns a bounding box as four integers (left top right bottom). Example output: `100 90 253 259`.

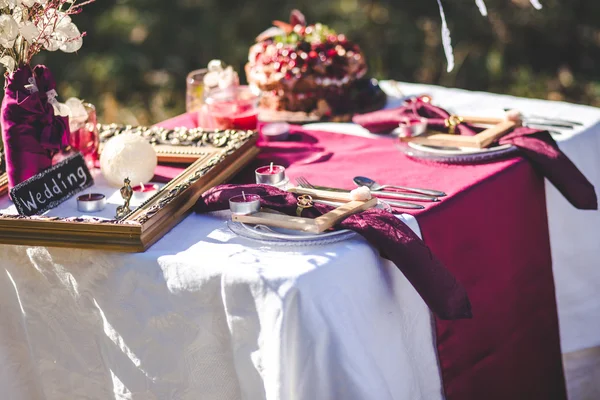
353 101 598 210
196 184 472 320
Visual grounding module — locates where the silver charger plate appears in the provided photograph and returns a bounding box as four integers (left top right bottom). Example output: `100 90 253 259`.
399 141 519 164
227 220 357 246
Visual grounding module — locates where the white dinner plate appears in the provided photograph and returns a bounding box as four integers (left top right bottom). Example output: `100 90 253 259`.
407 142 514 155
400 141 519 164
227 220 357 246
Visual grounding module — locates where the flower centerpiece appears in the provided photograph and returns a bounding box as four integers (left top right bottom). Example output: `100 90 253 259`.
0 0 92 191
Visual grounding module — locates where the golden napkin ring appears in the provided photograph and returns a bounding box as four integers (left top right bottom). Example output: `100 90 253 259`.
444 115 463 135
296 195 314 217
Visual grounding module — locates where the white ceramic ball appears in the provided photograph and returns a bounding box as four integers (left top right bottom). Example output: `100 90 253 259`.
100 134 158 187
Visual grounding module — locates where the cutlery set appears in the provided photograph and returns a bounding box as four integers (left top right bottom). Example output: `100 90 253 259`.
295 176 446 211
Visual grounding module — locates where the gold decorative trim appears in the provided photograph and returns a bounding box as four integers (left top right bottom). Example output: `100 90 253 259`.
0 173 7 197
98 124 252 164
0 128 259 252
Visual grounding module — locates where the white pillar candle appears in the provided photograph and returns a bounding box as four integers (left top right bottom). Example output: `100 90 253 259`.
100 134 158 187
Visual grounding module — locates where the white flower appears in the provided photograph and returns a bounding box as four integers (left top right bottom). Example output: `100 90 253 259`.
19 21 39 42
0 0 17 9
11 5 23 24
57 22 82 53
0 55 15 73
36 11 83 53
0 15 19 49
65 97 88 120
218 66 239 89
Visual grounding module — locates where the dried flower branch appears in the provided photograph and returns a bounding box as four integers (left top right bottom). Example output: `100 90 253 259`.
0 0 94 73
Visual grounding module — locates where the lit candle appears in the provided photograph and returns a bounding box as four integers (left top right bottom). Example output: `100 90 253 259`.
132 182 159 203
229 191 261 215
255 163 286 185
261 122 290 142
77 193 106 213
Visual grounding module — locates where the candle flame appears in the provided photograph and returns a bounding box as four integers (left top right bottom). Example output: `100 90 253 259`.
270 162 273 173
242 191 246 201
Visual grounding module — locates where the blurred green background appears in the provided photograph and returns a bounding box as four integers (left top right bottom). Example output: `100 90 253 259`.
33 0 600 125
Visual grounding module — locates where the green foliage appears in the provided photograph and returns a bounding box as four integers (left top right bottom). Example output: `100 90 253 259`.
30 0 600 125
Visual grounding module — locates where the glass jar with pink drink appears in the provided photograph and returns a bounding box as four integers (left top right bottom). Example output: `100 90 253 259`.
204 86 261 131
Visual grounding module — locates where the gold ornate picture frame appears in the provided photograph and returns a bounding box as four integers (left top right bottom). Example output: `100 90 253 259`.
0 127 259 252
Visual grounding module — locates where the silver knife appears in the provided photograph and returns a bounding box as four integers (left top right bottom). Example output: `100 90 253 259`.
309 184 439 202
528 116 582 126
502 109 582 127
314 199 425 210
523 121 575 130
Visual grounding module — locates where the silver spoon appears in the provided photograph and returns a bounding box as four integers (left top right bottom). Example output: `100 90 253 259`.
354 176 447 197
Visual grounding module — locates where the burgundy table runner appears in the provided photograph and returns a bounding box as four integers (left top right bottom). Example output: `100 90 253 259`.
353 100 597 210
157 113 567 400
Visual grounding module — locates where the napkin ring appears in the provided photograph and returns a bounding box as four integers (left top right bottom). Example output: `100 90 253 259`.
296 195 314 216
444 115 463 135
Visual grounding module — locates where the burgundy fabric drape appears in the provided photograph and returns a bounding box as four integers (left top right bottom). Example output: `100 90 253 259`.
1 65 69 190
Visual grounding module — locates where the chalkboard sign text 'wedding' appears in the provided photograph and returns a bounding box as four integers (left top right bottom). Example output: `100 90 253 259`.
10 153 94 216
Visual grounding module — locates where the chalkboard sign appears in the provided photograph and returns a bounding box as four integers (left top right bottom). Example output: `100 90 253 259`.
10 153 94 216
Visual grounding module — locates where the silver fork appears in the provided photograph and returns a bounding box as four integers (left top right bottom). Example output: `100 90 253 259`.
295 176 425 210
296 176 315 189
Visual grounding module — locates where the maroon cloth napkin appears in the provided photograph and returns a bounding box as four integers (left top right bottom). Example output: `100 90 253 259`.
196 183 472 321
353 101 598 210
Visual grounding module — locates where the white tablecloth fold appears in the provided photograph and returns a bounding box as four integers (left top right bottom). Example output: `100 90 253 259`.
0 211 442 400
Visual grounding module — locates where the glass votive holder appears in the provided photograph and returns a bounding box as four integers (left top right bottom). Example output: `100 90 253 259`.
260 122 290 142
77 193 106 213
229 194 261 215
205 85 261 131
255 164 290 190
186 68 208 113
69 103 98 169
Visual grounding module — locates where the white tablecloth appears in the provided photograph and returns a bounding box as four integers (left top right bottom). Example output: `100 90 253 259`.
0 208 443 400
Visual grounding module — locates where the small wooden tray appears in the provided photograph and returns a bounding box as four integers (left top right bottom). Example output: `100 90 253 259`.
400 116 520 149
232 197 377 234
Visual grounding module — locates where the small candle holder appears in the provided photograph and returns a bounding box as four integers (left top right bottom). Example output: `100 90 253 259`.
229 193 261 215
398 117 428 138
132 183 159 203
77 193 106 213
261 122 290 142
255 164 286 186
